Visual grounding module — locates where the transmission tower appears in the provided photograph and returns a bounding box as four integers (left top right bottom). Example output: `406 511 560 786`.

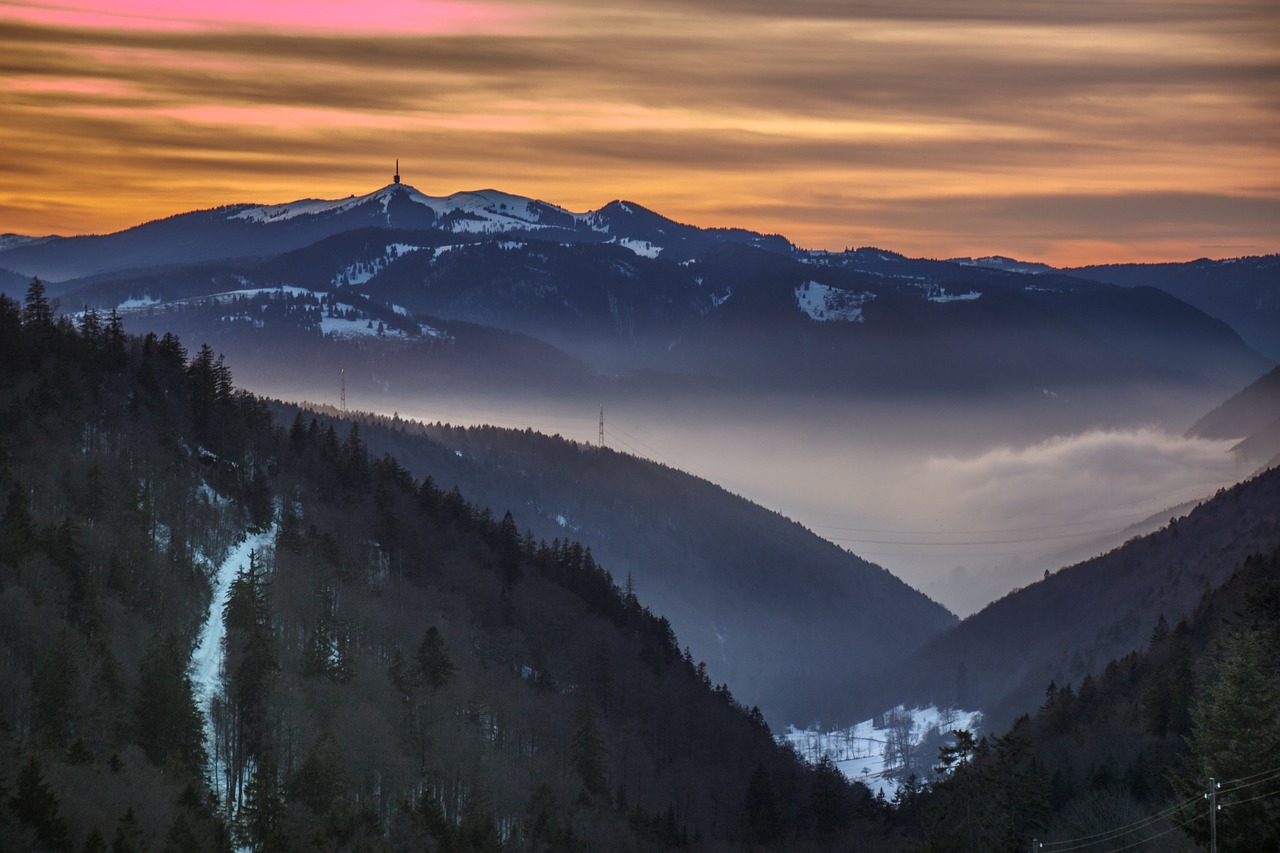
340 368 346 415
598 404 604 448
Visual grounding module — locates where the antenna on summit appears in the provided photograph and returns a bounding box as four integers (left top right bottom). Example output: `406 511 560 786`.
393 159 400 185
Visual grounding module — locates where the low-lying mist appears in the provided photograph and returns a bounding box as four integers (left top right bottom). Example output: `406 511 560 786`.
251 373 1250 618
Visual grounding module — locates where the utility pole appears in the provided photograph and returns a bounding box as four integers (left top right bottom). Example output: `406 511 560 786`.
1205 777 1219 853
598 404 604 448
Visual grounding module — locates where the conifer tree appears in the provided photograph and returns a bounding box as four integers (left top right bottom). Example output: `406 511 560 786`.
110 807 144 853
238 754 286 853
9 756 71 852
1180 623 1280 848
22 277 54 331
416 626 456 689
223 551 276 767
571 698 607 794
135 633 206 775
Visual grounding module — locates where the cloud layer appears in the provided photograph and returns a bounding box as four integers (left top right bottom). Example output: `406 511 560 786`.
913 428 1242 530
1 0 1277 263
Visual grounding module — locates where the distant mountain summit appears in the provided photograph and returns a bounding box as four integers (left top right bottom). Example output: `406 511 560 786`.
0 180 789 282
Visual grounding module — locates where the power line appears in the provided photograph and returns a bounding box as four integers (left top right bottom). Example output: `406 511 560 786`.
1219 765 1280 794
605 420 684 469
1037 794 1199 850
1225 784 1280 808
822 525 1137 548
809 510 1161 537
1037 766 1280 851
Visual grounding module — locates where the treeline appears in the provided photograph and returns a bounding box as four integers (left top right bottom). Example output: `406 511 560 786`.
0 279 903 851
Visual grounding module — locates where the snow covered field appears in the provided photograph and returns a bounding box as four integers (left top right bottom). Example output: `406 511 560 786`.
783 705 982 798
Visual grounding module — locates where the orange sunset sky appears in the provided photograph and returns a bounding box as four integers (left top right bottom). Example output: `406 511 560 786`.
1 0 1277 266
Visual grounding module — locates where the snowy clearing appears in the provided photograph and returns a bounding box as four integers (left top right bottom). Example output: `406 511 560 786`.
783 704 982 799
794 280 875 323
609 237 662 258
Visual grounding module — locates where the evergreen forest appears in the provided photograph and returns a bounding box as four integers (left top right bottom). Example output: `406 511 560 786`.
0 282 898 850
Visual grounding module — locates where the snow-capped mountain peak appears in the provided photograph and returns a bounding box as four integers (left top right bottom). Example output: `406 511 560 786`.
227 183 587 235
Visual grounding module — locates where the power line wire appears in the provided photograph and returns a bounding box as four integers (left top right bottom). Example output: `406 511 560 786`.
823 526 1136 547
1223 784 1280 809
1039 766 1280 851
1220 765 1280 794
809 511 1161 537
1038 794 1199 849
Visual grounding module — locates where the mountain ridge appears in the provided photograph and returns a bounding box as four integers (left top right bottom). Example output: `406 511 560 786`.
868 463 1280 729
267 403 959 727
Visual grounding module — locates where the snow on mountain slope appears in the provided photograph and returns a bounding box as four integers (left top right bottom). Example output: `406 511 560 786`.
784 704 983 797
0 233 56 252
334 243 424 286
229 183 590 235
608 237 662 258
794 280 875 322
950 255 1055 275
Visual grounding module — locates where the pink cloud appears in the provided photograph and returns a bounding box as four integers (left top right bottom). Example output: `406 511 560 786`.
1 0 544 35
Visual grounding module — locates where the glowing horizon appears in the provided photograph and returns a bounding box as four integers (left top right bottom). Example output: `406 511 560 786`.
1 0 1277 267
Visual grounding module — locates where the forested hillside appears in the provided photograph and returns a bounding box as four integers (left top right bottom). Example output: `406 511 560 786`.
872 464 1280 728
893 547 1280 850
266 405 957 727
0 282 899 851
1188 365 1280 468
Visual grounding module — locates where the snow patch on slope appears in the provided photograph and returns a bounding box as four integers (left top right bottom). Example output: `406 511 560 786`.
784 705 982 798
609 237 662 258
928 289 982 303
227 183 598 236
333 243 423 287
794 280 875 322
190 513 277 782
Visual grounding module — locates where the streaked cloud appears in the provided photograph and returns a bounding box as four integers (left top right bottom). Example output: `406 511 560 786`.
0 1 1276 263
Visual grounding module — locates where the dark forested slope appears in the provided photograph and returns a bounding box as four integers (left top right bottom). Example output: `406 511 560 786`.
1070 255 1280 363
894 548 1280 851
869 464 1280 729
0 286 898 851
1188 365 1280 468
266 407 958 727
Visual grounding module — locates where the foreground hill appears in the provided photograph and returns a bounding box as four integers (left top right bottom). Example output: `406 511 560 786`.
893 547 1280 851
869 463 1280 728
268 406 958 727
0 294 898 851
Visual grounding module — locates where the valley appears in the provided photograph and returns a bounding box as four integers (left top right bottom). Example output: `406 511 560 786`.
0 181 1276 850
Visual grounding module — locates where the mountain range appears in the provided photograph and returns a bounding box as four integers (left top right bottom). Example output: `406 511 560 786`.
0 182 1271 412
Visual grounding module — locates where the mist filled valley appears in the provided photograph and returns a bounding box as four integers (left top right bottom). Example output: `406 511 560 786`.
1 181 1277 851
306 384 1250 619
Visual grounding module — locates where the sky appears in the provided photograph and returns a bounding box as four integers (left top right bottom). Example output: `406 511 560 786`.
1 0 1277 265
